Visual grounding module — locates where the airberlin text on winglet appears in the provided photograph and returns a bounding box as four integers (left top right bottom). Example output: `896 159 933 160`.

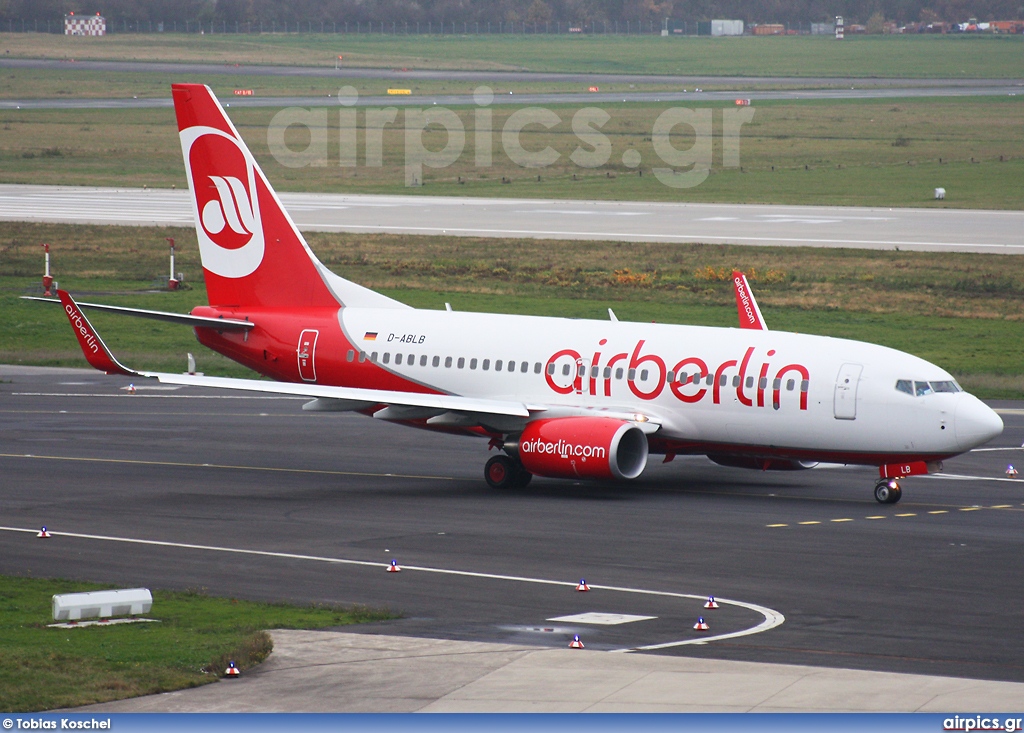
64 302 100 354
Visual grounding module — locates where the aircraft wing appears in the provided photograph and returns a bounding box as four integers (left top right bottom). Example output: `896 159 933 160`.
55 289 533 419
24 295 254 331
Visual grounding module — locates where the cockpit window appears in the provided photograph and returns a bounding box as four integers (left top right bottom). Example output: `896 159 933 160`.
898 379 963 396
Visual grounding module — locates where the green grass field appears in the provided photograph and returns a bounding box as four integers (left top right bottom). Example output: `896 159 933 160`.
3 221 1023 397
2 96 1021 209
2 33 1023 77
0 575 392 712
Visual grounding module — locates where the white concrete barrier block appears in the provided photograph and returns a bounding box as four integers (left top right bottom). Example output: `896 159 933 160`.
52 588 153 621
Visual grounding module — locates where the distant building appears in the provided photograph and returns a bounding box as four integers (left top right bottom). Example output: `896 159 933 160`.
697 20 743 35
811 22 836 34
65 13 106 36
752 23 785 35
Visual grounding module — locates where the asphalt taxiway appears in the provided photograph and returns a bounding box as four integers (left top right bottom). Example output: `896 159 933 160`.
3 364 1024 695
3 185 1022 253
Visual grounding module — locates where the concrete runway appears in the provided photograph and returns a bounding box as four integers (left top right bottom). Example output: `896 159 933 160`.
3 365 1024 685
2 59 1021 109
3 184 1022 253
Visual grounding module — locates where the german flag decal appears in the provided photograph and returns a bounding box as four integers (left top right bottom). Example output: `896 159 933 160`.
363 332 378 341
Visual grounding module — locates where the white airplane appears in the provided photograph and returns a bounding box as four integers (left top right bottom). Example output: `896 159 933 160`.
50 84 1003 504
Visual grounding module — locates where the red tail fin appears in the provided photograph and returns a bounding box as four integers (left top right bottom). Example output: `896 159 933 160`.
173 83 340 309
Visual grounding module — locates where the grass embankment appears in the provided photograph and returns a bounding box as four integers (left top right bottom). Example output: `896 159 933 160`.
2 221 1023 396
1 33 1022 78
0 575 392 712
2 96 1021 209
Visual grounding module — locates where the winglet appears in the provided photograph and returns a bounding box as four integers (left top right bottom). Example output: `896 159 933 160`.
57 290 139 376
732 271 768 331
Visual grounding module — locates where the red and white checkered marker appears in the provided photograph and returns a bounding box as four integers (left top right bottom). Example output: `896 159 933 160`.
1006 465 1018 478
569 634 585 649
703 596 719 609
694 617 709 631
37 526 51 538
225 661 240 677
576 579 590 592
387 559 401 572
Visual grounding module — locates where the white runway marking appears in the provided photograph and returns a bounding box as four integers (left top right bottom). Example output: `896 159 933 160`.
924 473 1024 484
0 525 784 653
548 612 657 625
13 392 302 400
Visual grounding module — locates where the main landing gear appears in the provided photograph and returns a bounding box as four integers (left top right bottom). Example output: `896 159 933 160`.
874 478 902 504
484 454 533 489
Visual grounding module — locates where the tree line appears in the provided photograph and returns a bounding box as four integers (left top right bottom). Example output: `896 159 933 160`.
5 0 1023 29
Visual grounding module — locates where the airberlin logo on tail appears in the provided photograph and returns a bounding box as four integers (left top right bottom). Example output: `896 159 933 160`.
202 175 256 240
181 126 265 279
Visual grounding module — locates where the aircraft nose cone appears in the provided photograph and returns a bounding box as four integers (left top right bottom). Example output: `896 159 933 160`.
955 395 1003 450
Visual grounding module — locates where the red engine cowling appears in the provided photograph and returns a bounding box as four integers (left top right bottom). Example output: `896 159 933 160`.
515 417 649 480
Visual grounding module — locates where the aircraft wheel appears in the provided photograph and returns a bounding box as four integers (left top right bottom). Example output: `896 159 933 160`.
874 479 902 504
485 455 532 489
485 455 515 489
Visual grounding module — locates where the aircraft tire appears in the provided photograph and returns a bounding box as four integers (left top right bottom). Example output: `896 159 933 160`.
485 455 515 489
874 480 902 504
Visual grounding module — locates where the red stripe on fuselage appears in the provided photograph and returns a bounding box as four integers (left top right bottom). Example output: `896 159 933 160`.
191 305 443 394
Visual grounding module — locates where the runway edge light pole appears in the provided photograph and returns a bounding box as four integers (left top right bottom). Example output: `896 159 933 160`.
41 242 53 296
167 237 179 291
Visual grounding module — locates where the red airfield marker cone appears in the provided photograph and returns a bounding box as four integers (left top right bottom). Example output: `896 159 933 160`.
37 526 51 538
225 661 240 677
1006 465 1018 478
387 559 401 572
569 634 585 649
703 596 719 609
694 617 710 631
576 579 590 592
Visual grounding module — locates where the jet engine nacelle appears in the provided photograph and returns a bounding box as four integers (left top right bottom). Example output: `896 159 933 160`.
707 454 818 471
514 417 649 480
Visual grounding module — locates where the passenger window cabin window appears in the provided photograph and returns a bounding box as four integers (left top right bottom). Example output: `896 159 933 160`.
577 364 586 378
346 350 354 362
628 368 636 380
562 364 570 376
895 379 913 395
471 358 479 370
678 372 687 384
395 353 402 365
547 363 555 375
773 378 781 390
382 353 390 364
615 368 624 380
706 374 714 386
444 356 452 368
800 380 809 392
408 353 414 365
604 367 612 379
787 379 795 391
759 377 768 389
732 375 740 387
746 376 754 389
359 351 366 363
482 359 489 370
371 352 378 363
421 355 428 367
520 361 527 373
719 374 727 387
640 370 649 381
494 360 501 371
457 357 465 369
534 363 542 374
667 370 675 382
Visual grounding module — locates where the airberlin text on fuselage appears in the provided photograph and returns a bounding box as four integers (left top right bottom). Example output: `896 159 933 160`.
544 340 810 410
64 304 99 354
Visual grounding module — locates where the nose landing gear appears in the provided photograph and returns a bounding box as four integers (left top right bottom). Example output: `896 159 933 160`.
484 454 533 489
874 478 902 504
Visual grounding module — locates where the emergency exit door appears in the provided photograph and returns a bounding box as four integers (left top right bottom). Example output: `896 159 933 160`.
297 329 319 382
